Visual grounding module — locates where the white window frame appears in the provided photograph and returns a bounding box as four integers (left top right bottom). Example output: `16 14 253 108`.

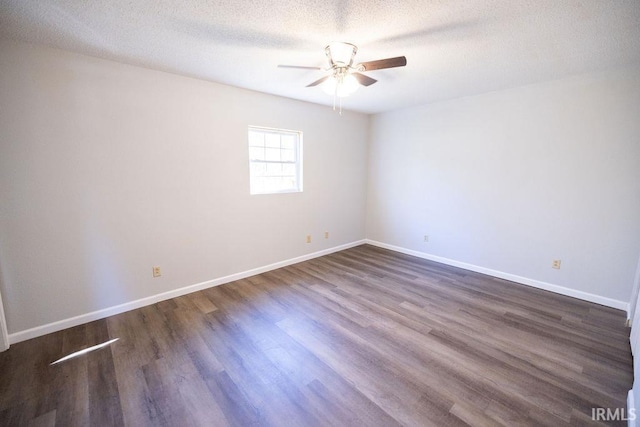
248 126 303 195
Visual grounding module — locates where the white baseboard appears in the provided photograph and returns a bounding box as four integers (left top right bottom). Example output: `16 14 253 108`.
8 240 366 344
365 239 629 312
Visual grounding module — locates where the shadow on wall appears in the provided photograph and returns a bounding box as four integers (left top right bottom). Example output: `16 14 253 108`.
82 216 130 313
0 256 10 350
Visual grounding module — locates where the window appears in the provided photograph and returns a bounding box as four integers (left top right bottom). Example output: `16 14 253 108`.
248 126 303 195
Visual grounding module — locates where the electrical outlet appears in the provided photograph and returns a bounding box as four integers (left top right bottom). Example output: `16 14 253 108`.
324 231 329 239
552 260 561 269
152 266 161 277
306 235 311 244
424 235 429 242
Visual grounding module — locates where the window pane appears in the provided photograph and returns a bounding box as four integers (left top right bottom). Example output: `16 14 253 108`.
282 163 296 176
265 133 280 148
264 177 282 192
265 148 280 161
284 177 296 189
266 163 282 176
281 149 295 162
281 135 294 149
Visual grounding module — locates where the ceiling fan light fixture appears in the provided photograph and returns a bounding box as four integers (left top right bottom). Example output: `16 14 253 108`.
321 73 359 97
326 42 357 67
340 73 359 96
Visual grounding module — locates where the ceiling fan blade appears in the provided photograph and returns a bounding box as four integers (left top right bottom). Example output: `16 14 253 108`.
358 56 407 71
306 76 330 87
278 65 322 70
352 73 377 86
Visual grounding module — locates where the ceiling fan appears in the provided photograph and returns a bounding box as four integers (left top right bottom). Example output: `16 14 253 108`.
278 42 407 100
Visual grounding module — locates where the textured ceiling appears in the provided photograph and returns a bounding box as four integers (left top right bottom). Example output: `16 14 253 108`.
1 0 639 114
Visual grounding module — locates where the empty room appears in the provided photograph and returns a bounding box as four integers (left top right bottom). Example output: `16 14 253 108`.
1 1 640 425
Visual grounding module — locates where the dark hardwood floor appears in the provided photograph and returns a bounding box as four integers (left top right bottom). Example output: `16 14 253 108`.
0 244 633 426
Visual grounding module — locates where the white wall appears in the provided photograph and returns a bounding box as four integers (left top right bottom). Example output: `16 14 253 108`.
0 40 369 337
2 38 639 343
367 66 640 306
